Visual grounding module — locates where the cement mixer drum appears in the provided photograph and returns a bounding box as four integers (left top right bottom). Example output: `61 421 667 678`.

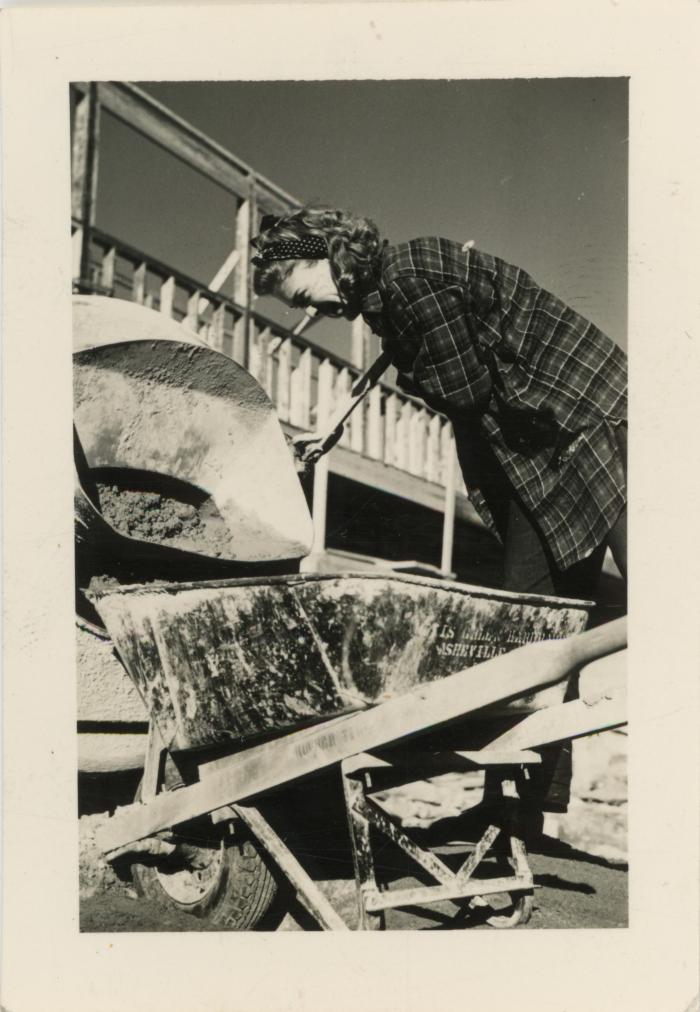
73 295 313 563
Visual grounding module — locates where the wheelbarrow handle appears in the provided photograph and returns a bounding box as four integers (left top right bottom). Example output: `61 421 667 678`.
294 351 393 464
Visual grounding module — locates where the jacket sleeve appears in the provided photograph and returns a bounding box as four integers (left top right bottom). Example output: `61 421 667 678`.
387 276 492 412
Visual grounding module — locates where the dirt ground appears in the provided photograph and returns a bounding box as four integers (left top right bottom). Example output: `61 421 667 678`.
80 780 627 936
80 837 627 932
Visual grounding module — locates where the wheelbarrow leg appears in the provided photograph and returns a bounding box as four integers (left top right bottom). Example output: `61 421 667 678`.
232 802 350 932
480 771 535 928
141 721 166 801
341 759 385 931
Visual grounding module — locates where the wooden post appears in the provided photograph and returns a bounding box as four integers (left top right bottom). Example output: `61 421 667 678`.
367 386 383 460
409 409 427 477
351 317 370 371
426 414 442 483
71 83 100 290
349 373 364 455
276 339 292 421
395 401 412 471
159 276 175 318
100 246 116 293
311 360 334 555
290 348 312 429
253 327 272 393
185 289 201 332
233 803 349 931
440 430 458 575
341 761 384 930
210 304 226 354
384 393 398 466
335 368 352 448
132 262 147 305
233 192 253 366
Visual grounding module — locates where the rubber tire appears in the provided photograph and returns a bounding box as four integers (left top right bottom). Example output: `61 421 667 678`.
130 783 280 930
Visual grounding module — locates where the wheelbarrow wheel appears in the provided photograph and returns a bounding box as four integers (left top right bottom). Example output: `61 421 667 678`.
130 784 281 930
482 889 534 928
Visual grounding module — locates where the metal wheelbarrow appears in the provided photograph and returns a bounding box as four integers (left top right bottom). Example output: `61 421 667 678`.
91 574 627 931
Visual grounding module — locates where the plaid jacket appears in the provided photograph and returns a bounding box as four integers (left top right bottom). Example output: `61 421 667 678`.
361 238 627 571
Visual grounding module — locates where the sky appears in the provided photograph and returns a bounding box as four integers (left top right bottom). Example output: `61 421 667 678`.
92 78 628 357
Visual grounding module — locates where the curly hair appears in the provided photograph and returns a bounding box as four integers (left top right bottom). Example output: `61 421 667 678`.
252 206 385 317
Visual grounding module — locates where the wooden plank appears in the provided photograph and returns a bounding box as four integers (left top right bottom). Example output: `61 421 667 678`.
72 228 84 280
440 422 453 486
351 317 370 370
96 619 626 854
346 750 541 776
232 803 349 931
367 386 383 460
71 85 100 224
254 327 273 393
210 304 226 354
364 874 534 912
409 409 427 477
276 339 292 421
184 290 201 332
71 84 101 286
326 441 481 525
209 248 240 294
233 198 251 365
335 368 352 448
384 394 398 466
454 824 501 884
159 276 176 318
100 246 116 291
426 415 442 484
82 82 297 214
359 798 456 885
290 348 312 429
341 760 383 930
483 691 627 752
196 249 241 318
132 262 147 305
441 432 458 574
395 401 412 471
141 722 165 803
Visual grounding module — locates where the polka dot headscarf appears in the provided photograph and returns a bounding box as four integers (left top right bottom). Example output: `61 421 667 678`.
251 234 329 264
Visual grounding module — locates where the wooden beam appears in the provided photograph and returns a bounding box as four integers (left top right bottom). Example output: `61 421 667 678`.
441 432 458 574
232 803 349 931
364 873 533 912
310 360 334 554
326 439 481 524
233 197 252 365
96 619 626 854
341 760 384 930
483 692 627 752
74 82 298 215
71 84 100 285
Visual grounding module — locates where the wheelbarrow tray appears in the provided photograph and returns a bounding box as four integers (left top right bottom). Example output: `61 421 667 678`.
91 572 591 752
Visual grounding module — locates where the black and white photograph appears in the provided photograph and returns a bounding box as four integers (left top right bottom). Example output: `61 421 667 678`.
2 5 698 1011
73 76 629 933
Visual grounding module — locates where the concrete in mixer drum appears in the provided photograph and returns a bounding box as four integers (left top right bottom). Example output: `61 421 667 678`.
97 483 235 558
